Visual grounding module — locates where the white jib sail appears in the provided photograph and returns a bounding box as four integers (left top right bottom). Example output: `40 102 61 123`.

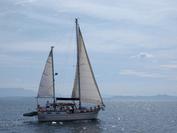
37 49 54 98
72 23 103 105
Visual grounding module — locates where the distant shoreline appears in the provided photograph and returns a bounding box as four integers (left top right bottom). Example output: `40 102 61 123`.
1 88 177 101
0 95 177 101
106 95 177 101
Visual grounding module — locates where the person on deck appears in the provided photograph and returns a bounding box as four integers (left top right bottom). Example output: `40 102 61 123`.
46 101 50 108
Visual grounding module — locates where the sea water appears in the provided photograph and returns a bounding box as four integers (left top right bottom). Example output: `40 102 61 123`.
0 97 177 133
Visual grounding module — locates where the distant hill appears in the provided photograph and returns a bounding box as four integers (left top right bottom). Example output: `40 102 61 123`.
110 95 177 101
0 88 177 101
0 88 36 97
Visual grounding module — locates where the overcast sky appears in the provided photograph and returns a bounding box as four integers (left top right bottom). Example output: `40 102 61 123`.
0 0 177 96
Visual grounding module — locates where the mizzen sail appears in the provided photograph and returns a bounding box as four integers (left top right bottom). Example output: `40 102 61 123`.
37 48 54 98
72 19 104 106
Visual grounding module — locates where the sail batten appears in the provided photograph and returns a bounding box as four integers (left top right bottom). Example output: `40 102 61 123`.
72 20 104 106
37 49 54 98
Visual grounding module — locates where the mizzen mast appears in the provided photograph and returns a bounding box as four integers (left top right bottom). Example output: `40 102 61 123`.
75 18 82 109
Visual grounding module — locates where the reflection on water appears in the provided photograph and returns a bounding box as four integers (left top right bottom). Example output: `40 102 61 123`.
1 97 177 133
24 119 102 133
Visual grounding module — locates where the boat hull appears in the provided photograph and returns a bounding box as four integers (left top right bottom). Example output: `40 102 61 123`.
38 111 99 122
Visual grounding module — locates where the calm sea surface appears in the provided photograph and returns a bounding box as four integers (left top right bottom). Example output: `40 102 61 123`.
0 97 177 133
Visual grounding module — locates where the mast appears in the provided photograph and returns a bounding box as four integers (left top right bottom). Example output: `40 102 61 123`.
72 18 104 107
51 46 56 105
75 18 81 109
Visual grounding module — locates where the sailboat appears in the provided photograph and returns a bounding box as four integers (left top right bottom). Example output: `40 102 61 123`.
23 19 105 122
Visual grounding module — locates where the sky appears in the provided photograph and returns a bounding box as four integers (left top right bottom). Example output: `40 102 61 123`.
0 0 177 96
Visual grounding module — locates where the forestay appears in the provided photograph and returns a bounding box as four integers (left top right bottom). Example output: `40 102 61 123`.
37 49 54 98
72 22 103 105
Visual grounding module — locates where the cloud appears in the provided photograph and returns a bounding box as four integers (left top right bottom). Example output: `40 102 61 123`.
0 53 40 68
15 0 37 5
119 69 163 78
160 64 177 69
10 0 177 29
1 0 177 54
119 69 177 81
131 52 154 59
42 0 177 26
1 41 74 53
0 0 177 95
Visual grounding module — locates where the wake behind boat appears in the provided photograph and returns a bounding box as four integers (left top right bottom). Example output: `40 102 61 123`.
23 19 105 122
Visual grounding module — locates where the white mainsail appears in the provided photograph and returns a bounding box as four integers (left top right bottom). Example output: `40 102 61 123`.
37 49 54 98
72 20 104 105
